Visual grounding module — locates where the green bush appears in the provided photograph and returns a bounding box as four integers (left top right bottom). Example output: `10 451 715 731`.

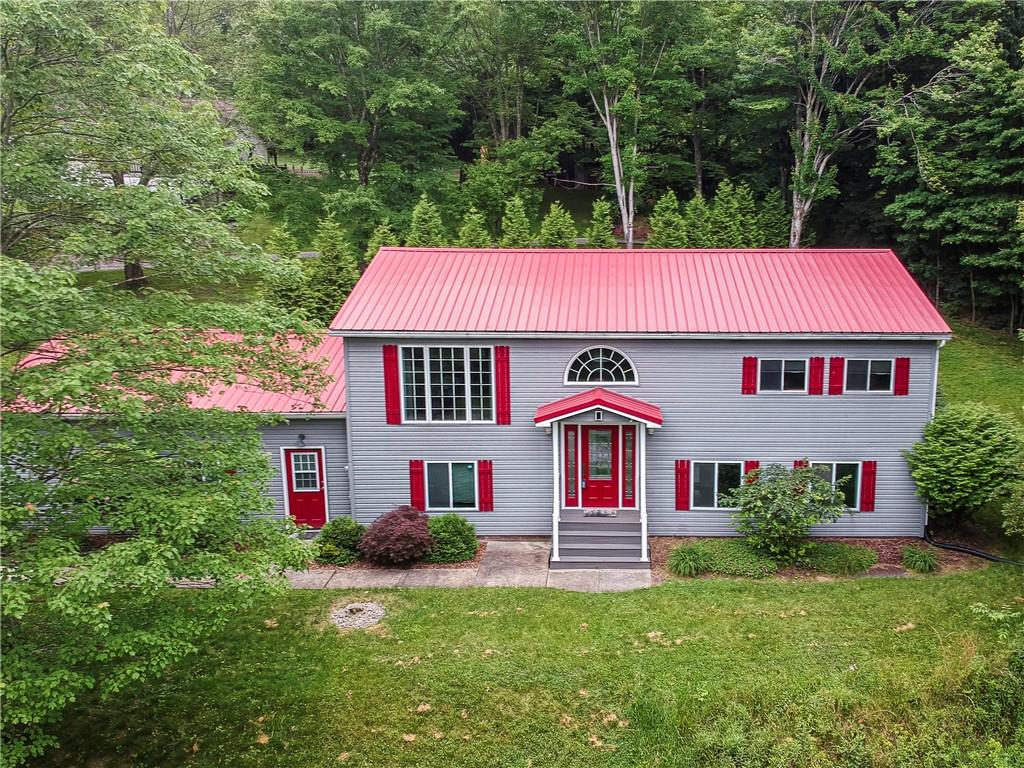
666 543 713 577
316 542 358 566
723 463 851 564
905 403 1023 526
425 514 479 563
316 518 365 565
801 542 878 575
902 545 939 573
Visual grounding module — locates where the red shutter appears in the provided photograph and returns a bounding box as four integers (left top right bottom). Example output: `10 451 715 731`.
674 460 690 511
828 357 845 395
894 357 910 396
495 346 511 424
808 357 825 395
409 460 425 510
383 345 401 424
741 357 758 395
743 460 760 483
477 460 493 511
793 459 809 468
859 461 877 511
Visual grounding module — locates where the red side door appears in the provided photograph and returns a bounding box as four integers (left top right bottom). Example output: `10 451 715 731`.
283 448 327 528
581 425 619 507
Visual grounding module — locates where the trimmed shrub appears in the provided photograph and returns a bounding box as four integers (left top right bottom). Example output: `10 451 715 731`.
666 543 713 577
902 545 939 573
425 514 479 563
319 517 366 552
316 542 358 567
358 506 432 565
801 542 878 575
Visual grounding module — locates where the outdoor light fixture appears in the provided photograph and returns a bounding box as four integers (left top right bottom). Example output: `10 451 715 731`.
297 433 306 446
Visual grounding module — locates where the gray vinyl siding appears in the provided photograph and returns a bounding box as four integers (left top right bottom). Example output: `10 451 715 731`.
343 337 937 537
259 418 351 523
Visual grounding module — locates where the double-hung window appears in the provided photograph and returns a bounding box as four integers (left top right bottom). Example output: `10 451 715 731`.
759 359 807 392
845 360 893 393
290 452 320 491
811 462 860 509
426 462 477 510
401 346 493 422
692 461 742 509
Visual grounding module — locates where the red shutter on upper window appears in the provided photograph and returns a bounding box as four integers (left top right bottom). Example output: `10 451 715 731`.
477 460 494 511
495 346 511 424
675 460 691 511
743 460 760 483
828 357 845 395
808 357 825 395
383 345 401 424
894 357 910 396
741 357 758 395
859 461 877 511
409 460 425 510
793 459 809 468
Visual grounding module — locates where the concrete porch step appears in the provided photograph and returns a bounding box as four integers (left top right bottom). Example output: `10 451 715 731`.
550 556 650 571
558 531 643 546
559 545 646 559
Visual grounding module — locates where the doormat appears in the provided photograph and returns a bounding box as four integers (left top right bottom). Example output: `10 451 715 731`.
583 509 618 518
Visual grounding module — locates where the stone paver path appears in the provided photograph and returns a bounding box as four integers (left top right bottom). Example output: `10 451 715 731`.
287 541 651 593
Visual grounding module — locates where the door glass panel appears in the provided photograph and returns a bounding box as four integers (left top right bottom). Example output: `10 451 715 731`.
693 462 715 507
426 463 451 508
623 429 635 500
291 453 319 490
451 462 476 508
588 431 612 479
566 429 577 500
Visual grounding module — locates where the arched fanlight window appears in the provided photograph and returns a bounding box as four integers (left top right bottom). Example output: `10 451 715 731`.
565 347 637 384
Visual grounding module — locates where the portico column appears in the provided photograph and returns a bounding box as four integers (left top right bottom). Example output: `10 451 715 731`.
551 424 560 561
639 425 649 561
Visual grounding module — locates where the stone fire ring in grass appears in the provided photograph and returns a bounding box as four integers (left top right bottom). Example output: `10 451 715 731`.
331 601 385 629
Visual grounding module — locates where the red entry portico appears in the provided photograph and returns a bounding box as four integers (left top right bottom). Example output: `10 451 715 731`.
283 448 327 528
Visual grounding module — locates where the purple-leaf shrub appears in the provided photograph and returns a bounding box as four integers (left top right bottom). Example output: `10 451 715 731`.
358 505 432 564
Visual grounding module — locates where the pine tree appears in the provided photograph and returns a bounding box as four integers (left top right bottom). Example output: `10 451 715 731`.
710 179 740 247
305 217 361 325
646 190 688 247
364 218 399 264
262 225 306 310
405 194 447 246
757 189 790 248
538 202 578 247
499 195 534 247
585 198 618 248
263 225 300 259
732 182 759 247
682 195 712 248
456 206 494 247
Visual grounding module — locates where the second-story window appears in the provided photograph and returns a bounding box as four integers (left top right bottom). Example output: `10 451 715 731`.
759 359 807 392
401 346 493 422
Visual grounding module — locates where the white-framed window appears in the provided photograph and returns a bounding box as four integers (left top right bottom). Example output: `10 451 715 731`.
426 461 477 510
845 359 893 393
565 347 637 384
758 359 807 393
811 462 860 509
692 461 743 509
290 451 321 491
401 346 493 422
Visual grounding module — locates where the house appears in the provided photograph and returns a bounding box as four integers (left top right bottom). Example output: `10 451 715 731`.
222 248 951 570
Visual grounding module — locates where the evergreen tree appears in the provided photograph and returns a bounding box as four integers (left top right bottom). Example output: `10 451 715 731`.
405 194 447 246
585 198 618 248
646 190 688 247
305 217 361 324
499 195 534 247
709 179 740 247
363 218 399 264
264 225 300 259
757 189 790 248
538 201 578 247
456 206 494 247
682 195 712 248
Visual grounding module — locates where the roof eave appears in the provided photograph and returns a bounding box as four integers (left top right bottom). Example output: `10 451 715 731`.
330 329 952 341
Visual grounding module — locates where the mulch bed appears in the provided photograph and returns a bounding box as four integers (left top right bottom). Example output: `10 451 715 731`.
310 541 487 571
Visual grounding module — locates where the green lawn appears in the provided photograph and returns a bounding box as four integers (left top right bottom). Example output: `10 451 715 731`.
940 319 1023 422
48 569 1023 768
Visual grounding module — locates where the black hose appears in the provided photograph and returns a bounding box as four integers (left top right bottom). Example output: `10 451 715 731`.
924 527 1024 567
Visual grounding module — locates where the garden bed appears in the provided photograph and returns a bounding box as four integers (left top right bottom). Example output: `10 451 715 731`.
311 541 487 571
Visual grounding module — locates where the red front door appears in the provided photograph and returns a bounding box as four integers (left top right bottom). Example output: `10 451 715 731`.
581 425 619 507
283 448 327 528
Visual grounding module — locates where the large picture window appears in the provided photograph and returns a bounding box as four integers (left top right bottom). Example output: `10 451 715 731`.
566 347 637 384
759 359 807 392
401 346 493 422
845 360 893 393
811 462 860 509
692 461 742 508
426 462 477 510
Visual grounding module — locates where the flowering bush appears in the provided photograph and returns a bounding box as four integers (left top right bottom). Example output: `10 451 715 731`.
358 506 431 564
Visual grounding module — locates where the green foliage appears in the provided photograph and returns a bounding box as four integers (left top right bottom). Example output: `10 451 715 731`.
757 189 790 248
801 542 878 575
902 546 940 574
261 225 306 312
666 543 713 577
905 403 1024 525
646 191 688 248
315 542 358 567
302 218 361 325
709 179 758 248
499 195 534 247
318 518 367 554
405 194 447 247
364 218 400 264
940 321 1024 423
723 463 852 564
1004 477 1024 539
425 514 480 563
456 207 494 248
537 201 577 247
686 539 779 578
584 198 618 248
682 195 712 248
264 226 300 259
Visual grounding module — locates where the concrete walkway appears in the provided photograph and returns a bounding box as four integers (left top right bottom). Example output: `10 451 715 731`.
287 541 651 593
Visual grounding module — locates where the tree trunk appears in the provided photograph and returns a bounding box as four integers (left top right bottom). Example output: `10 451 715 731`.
692 130 703 198
789 190 811 248
124 259 147 292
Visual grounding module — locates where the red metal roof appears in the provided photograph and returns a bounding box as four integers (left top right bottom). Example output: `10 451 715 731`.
534 387 663 427
331 248 950 336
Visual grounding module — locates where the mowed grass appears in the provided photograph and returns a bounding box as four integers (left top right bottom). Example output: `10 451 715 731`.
940 319 1023 422
48 569 1023 768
